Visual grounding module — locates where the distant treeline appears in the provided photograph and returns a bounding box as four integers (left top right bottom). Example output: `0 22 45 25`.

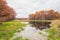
29 10 60 30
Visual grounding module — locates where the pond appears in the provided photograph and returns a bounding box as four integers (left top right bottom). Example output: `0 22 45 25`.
11 22 48 40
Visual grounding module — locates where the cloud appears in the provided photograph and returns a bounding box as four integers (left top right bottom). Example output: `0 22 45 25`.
6 0 60 18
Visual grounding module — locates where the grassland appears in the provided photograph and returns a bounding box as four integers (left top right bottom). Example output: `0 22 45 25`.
0 20 26 40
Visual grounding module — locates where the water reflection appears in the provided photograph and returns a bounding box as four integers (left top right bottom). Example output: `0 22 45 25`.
29 21 50 30
12 22 48 40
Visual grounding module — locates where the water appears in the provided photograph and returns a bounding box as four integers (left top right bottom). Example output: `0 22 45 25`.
11 22 48 40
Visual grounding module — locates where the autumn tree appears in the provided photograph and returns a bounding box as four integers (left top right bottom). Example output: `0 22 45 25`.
29 10 60 30
29 13 35 24
0 0 16 24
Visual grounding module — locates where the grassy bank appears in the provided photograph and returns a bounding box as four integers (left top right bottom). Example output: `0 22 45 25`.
46 20 60 40
0 20 26 40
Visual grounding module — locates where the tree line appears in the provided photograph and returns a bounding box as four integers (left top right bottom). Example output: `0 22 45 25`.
29 10 60 30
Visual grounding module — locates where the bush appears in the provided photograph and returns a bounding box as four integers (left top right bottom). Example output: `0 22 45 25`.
0 20 26 40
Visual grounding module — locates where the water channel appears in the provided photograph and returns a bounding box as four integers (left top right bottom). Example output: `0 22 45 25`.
11 22 48 40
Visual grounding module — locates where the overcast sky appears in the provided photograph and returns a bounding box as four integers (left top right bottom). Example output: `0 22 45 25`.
6 0 60 18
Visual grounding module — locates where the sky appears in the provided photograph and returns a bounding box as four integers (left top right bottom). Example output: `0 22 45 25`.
6 0 60 18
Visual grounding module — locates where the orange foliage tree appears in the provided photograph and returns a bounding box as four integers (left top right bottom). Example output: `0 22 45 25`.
29 10 60 30
0 0 16 23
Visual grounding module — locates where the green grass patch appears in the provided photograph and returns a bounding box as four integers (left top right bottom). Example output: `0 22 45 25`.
39 32 43 35
0 20 26 40
26 20 56 22
12 36 29 40
46 28 60 40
